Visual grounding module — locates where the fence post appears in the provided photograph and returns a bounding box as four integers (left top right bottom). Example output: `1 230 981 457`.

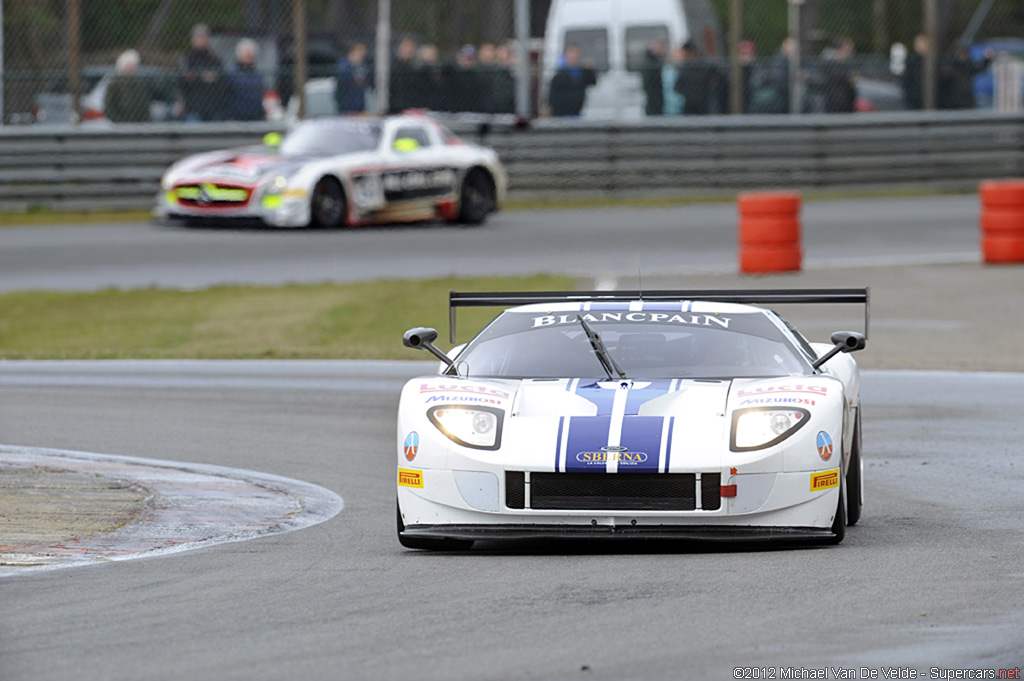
68 0 82 125
376 0 391 114
923 0 937 111
514 0 530 118
293 0 307 120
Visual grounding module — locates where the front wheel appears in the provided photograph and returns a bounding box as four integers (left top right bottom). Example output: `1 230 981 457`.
846 412 863 526
825 478 847 545
396 500 474 551
456 169 495 225
310 176 346 228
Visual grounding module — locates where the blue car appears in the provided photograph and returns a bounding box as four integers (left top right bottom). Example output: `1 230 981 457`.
970 39 1024 109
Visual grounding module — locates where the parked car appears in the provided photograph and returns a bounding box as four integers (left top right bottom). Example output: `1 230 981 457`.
970 38 1024 109
33 66 178 125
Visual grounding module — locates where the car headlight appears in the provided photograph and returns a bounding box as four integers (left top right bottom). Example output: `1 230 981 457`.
730 407 810 451
427 405 503 450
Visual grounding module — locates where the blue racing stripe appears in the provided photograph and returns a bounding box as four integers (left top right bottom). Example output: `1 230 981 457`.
564 416 614 472
554 416 565 472
617 416 665 473
641 302 683 312
622 378 675 415
590 302 629 312
664 417 675 472
574 381 619 415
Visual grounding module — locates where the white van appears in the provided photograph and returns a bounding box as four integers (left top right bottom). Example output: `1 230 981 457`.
542 0 723 119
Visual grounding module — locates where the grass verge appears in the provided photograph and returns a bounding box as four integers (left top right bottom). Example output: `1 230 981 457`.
0 275 574 360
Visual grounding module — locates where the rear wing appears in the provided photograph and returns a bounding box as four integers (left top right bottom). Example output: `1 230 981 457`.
448 288 870 343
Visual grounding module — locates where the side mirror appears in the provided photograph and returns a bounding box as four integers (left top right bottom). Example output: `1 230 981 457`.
403 327 457 373
831 331 866 353
403 327 438 349
812 331 867 370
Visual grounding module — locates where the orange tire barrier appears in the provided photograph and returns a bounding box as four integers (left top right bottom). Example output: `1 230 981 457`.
979 180 1024 264
738 191 802 274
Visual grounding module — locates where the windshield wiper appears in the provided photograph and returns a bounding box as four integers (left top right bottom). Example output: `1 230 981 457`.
577 314 626 380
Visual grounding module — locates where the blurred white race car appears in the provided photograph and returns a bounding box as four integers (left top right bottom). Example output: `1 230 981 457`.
397 289 869 550
157 114 506 228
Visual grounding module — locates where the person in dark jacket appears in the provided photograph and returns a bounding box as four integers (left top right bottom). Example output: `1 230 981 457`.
390 39 418 113
411 44 448 111
642 40 665 116
334 42 372 113
821 37 856 113
226 38 265 121
449 44 483 113
763 38 794 114
178 24 224 121
902 34 929 110
104 49 150 123
939 47 992 110
674 42 714 115
548 44 597 117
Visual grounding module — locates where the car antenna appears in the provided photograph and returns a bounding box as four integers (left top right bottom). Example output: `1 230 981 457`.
638 263 644 300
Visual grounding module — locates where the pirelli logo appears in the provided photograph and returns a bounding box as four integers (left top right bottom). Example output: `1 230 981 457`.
398 468 424 489
810 470 839 492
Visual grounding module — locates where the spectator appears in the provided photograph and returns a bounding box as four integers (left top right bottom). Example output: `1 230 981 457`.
902 33 929 110
939 46 992 110
661 45 685 115
390 38 418 112
414 44 447 111
179 23 224 121
104 49 150 123
642 40 665 116
451 44 482 112
821 37 856 113
738 40 757 113
476 42 515 114
764 37 794 114
674 42 714 115
548 43 597 117
226 38 265 121
335 42 372 113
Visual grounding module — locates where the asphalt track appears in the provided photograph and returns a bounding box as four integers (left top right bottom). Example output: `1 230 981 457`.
1 361 1022 680
0 194 980 291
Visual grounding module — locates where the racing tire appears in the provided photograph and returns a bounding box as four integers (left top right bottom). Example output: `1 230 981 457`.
456 169 495 226
825 478 847 545
846 412 863 526
310 176 346 228
396 500 474 552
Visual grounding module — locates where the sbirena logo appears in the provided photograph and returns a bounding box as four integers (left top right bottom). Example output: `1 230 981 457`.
575 451 649 464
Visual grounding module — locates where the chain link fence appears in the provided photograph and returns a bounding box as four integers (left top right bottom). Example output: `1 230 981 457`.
0 0 1021 126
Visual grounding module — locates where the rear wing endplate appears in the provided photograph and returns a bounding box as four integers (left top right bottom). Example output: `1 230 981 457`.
448 288 870 343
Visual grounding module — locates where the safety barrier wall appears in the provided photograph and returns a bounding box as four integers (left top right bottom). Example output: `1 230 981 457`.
1 111 1022 212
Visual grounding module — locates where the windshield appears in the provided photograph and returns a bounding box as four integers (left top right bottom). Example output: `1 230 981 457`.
455 308 811 379
280 119 382 157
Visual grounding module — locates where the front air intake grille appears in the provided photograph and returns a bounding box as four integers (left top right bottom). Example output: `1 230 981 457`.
701 472 722 511
530 472 696 511
505 471 525 509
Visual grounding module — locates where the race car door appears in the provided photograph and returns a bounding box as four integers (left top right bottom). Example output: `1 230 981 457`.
378 123 460 213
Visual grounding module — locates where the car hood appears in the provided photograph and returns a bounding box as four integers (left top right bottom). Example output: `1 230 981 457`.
168 147 315 186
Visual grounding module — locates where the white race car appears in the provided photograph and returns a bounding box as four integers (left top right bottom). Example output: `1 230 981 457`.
396 289 869 550
156 114 506 228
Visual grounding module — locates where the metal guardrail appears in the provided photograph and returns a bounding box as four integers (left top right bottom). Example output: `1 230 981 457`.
1 112 1022 212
